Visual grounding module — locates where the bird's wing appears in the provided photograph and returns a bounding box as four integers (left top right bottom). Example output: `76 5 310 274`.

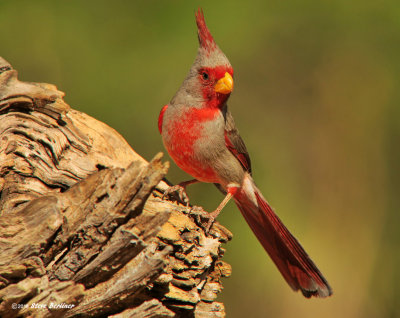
223 107 252 174
158 104 168 134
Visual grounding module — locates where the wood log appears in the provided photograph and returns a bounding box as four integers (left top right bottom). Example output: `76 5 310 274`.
0 57 232 317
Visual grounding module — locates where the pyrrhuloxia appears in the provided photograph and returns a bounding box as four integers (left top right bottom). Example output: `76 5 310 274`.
158 9 332 298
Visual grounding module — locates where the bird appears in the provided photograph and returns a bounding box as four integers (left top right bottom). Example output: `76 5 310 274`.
158 8 332 298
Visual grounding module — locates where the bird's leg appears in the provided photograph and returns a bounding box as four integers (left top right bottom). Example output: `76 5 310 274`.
162 179 198 206
203 191 234 232
190 185 238 233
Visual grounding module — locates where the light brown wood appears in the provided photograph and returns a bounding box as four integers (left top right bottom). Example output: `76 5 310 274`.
0 57 232 317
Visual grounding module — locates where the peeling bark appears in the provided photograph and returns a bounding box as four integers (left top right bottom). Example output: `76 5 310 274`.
0 57 231 317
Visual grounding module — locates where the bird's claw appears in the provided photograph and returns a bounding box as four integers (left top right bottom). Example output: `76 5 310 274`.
204 216 216 233
162 185 190 206
189 205 216 235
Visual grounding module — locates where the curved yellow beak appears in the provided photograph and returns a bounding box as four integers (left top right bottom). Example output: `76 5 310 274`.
214 72 233 94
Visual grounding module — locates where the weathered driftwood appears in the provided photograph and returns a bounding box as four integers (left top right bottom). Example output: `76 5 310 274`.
0 57 232 317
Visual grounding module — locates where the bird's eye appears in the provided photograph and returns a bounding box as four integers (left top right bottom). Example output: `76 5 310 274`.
202 72 209 80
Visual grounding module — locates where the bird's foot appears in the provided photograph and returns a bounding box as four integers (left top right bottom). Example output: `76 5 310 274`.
189 205 218 235
204 215 216 233
204 210 220 233
162 184 190 206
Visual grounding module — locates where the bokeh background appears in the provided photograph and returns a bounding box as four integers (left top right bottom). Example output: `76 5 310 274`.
1 1 399 317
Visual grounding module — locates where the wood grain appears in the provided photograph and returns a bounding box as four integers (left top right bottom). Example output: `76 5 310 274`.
0 57 231 317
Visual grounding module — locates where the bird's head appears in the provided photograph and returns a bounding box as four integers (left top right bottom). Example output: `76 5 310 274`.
171 9 234 109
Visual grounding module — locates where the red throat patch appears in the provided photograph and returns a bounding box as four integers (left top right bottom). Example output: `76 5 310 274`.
195 8 216 52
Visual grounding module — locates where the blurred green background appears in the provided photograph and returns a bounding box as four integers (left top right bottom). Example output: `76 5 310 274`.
1 1 399 317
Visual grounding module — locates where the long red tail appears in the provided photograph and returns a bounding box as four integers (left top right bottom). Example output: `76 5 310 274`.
234 178 332 298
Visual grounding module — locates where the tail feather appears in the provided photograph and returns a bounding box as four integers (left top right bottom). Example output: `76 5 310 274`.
234 179 332 298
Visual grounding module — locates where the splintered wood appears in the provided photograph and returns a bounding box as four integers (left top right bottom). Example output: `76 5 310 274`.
0 57 232 318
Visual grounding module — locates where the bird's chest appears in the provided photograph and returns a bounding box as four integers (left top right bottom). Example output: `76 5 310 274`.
162 107 224 182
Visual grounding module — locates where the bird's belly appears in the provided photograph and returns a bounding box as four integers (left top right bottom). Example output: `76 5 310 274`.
171 151 219 183
162 110 222 183
164 133 220 183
